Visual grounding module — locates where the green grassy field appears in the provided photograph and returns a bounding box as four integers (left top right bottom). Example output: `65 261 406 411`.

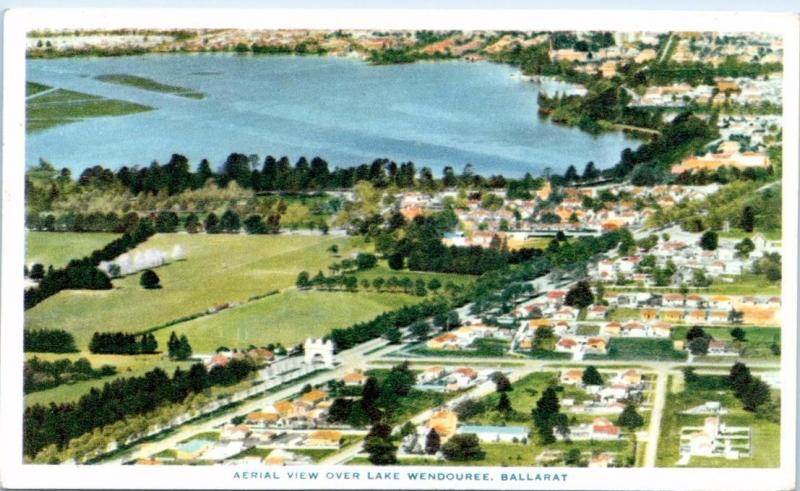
703 274 781 296
26 231 120 269
94 74 205 99
26 86 153 132
24 353 193 406
585 338 687 361
671 326 780 359
609 307 641 321
153 289 420 353
25 233 367 349
410 338 511 358
656 375 780 468
462 372 556 425
26 81 52 96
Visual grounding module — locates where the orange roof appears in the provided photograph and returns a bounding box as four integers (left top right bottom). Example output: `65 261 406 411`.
343 372 367 383
309 430 342 441
274 400 294 415
299 389 327 403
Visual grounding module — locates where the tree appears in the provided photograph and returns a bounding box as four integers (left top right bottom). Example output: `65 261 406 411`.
565 280 594 308
497 392 513 413
688 336 710 356
204 212 220 234
388 253 404 270
582 161 599 180
582 366 604 386
491 372 513 392
740 378 771 411
410 321 431 340
740 205 755 232
427 278 442 295
729 362 753 398
220 210 241 233
175 335 192 360
296 271 311 289
364 422 398 465
734 238 755 259
327 244 339 256
29 263 45 280
425 428 441 455
618 402 645 430
564 447 583 466
686 326 708 341
731 327 746 342
356 253 378 270
691 268 711 287
167 331 180 359
185 213 200 233
441 434 485 461
140 269 161 289
700 230 718 251
532 386 561 444
386 327 402 344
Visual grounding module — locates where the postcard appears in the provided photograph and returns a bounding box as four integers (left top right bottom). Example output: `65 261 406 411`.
1 7 798 491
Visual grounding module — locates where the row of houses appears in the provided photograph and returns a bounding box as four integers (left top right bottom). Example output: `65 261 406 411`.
425 323 512 351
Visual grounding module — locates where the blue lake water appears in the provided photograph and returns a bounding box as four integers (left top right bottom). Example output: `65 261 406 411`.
26 53 641 177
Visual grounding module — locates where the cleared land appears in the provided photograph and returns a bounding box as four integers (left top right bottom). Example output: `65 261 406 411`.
671 326 780 360
656 375 779 468
25 233 367 349
26 231 119 269
24 353 193 407
26 86 153 133
585 338 687 361
153 289 421 353
95 74 204 99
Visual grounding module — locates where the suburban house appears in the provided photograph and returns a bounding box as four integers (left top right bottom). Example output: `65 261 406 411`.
456 425 529 443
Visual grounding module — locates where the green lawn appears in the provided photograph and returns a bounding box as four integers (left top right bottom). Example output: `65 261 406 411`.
26 231 120 269
656 375 780 468
26 87 153 133
25 233 367 349
671 326 780 360
410 338 510 358
702 274 780 296
585 338 687 361
462 372 556 425
153 289 421 353
24 353 193 406
94 74 205 99
609 307 641 321
718 229 781 241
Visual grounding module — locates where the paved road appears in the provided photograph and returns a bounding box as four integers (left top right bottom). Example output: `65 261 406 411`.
108 338 396 464
643 367 669 467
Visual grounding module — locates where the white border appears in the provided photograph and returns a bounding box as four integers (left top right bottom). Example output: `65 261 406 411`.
1 8 798 491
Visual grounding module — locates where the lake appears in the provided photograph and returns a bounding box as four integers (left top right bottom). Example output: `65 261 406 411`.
26 53 640 177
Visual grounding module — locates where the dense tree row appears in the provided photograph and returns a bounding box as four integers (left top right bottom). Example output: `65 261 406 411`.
328 299 450 351
609 112 717 183
24 220 156 309
328 363 417 428
27 210 141 233
25 357 116 394
88 332 158 355
23 358 256 458
24 329 77 353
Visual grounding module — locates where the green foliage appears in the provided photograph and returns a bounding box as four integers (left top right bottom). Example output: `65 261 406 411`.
140 269 161 289
24 329 78 353
565 280 594 308
618 402 645 430
441 434 485 461
581 366 604 386
24 356 116 394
